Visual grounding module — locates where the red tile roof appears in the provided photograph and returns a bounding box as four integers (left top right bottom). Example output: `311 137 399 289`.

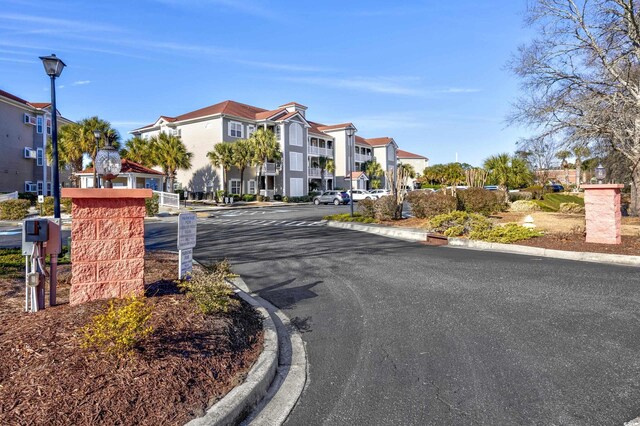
346 171 368 179
29 102 51 109
397 149 427 159
365 137 394 147
255 108 286 120
81 159 164 175
317 123 354 131
0 89 49 109
274 111 300 121
174 100 267 122
355 136 371 146
279 102 307 109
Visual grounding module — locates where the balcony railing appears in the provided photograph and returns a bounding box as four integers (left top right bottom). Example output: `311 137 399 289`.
308 168 333 178
308 146 333 157
355 153 372 163
264 162 276 175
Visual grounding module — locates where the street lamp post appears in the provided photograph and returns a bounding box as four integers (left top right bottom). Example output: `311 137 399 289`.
95 137 121 188
346 127 356 217
595 163 606 184
39 54 66 219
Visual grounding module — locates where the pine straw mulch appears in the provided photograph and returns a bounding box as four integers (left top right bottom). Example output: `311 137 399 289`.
0 251 264 426
514 233 640 256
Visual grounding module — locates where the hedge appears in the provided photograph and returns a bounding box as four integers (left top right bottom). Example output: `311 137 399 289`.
0 199 30 220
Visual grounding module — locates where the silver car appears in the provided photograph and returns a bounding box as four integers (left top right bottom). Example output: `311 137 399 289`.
313 190 351 205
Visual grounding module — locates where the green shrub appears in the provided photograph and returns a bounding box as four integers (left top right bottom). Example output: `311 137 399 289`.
358 198 376 218
208 258 236 278
282 196 289 203
145 193 159 216
406 191 457 219
509 191 533 202
80 296 154 357
374 195 397 221
242 194 256 202
178 270 240 315
523 186 544 200
257 195 264 202
216 190 225 202
323 213 376 223
41 196 54 215
62 198 72 214
470 223 542 243
509 200 541 212
457 188 501 215
430 211 492 236
559 202 585 214
0 199 30 220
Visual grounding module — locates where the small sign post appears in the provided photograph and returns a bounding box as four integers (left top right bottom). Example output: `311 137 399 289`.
177 212 197 279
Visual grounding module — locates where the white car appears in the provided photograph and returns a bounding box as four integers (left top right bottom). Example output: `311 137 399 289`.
369 189 391 198
347 189 376 201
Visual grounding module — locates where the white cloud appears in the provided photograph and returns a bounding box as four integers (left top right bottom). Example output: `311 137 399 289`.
71 80 91 86
0 13 122 34
285 76 425 96
0 56 37 64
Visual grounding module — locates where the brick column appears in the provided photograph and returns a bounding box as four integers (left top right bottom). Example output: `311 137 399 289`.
582 184 624 245
61 188 151 305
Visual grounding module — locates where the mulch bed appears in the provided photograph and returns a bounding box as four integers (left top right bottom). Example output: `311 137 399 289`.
516 233 640 256
0 251 263 425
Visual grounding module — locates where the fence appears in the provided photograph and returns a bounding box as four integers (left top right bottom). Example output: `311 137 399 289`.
0 191 18 202
152 190 180 209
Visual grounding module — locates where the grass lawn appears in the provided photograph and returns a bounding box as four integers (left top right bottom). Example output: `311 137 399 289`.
535 194 584 212
0 248 70 279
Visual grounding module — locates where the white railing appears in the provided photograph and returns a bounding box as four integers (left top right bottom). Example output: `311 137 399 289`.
308 168 333 178
0 191 18 202
308 146 333 157
153 190 180 208
264 162 276 175
259 189 275 199
355 153 372 163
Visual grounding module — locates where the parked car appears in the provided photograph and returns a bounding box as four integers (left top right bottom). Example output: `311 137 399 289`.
313 190 351 205
369 189 391 197
545 184 565 192
347 189 375 201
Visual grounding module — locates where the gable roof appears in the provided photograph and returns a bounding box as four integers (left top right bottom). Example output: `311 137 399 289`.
79 159 164 176
317 122 355 131
0 89 49 109
346 171 368 180
397 149 427 160
355 136 371 146
365 137 394 147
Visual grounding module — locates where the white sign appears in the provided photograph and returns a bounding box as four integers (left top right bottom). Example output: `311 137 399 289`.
179 248 193 279
178 212 197 250
37 195 44 204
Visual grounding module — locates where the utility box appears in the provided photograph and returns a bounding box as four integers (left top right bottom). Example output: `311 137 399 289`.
24 219 49 242
45 219 61 255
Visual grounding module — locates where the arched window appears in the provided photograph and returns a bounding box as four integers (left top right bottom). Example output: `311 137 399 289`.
289 122 303 146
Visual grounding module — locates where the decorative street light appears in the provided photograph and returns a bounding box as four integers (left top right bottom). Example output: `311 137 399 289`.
346 127 356 217
95 137 121 188
39 54 66 219
595 163 606 184
92 130 102 188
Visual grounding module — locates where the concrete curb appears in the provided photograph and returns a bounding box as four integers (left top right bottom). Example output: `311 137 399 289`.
447 237 640 267
231 277 307 426
185 282 279 426
326 220 428 242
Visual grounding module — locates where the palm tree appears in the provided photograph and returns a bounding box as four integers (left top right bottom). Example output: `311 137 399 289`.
231 139 254 196
150 132 192 192
77 116 120 187
120 136 155 167
317 156 335 191
207 142 234 194
556 150 572 186
484 153 533 201
364 160 384 189
399 163 416 179
54 123 85 187
572 146 591 189
250 128 281 193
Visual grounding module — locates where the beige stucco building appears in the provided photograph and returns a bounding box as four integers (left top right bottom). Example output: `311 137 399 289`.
397 149 429 189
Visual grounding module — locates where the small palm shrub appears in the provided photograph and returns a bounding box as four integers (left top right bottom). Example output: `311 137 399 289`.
178 270 239 314
406 191 457 219
80 296 154 356
429 211 492 237
470 223 542 243
0 199 30 220
358 198 376 218
509 200 541 212
145 193 159 216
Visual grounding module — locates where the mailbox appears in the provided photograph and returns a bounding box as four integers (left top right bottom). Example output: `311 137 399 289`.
24 219 49 242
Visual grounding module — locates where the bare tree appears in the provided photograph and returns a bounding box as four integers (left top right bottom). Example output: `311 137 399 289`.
516 136 560 185
385 167 411 220
511 0 640 215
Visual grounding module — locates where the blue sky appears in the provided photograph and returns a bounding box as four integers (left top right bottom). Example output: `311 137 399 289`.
0 0 533 167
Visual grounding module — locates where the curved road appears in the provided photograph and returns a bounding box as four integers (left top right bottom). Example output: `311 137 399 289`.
145 205 640 425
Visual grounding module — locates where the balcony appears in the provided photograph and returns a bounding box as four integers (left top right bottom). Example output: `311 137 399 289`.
308 146 333 157
355 153 372 163
264 162 276 175
308 167 333 178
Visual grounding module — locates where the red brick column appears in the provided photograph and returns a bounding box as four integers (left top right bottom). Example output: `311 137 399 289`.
582 184 624 245
61 188 151 305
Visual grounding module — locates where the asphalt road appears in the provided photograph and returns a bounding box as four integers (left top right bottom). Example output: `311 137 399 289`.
144 205 640 425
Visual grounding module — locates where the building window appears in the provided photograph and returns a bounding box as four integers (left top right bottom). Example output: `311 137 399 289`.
229 121 243 138
289 178 304 197
46 182 52 195
247 125 256 138
36 116 43 134
36 148 43 166
275 125 281 140
229 179 241 195
37 181 43 196
248 180 256 194
289 123 303 146
290 152 303 171
46 118 51 135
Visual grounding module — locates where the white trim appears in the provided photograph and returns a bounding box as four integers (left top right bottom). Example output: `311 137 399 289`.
289 122 303 146
36 148 43 166
247 179 256 194
229 178 241 194
228 121 243 138
289 152 303 171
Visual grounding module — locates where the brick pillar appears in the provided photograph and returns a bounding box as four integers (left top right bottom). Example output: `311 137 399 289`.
61 188 151 305
582 184 624 245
